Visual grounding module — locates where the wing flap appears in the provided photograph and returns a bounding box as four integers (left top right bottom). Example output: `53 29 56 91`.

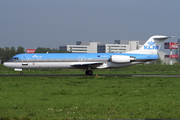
71 62 103 69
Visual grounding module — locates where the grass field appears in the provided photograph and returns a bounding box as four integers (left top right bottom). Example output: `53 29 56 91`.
0 76 180 119
1 64 180 119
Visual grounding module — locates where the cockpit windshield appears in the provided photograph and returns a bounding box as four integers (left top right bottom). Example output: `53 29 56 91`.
11 57 19 60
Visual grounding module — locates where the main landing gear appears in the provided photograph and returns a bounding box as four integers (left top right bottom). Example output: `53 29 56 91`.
85 70 93 75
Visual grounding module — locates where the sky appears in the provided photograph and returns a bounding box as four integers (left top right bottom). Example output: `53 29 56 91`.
1 0 180 53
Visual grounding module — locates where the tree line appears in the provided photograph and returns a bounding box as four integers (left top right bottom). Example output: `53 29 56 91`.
35 47 70 53
0 46 70 64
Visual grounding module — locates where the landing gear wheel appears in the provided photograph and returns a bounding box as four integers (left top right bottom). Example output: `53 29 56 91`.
88 70 93 75
85 70 88 75
85 70 93 75
20 71 23 75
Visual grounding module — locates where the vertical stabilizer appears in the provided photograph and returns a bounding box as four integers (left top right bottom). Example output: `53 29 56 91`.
127 35 173 54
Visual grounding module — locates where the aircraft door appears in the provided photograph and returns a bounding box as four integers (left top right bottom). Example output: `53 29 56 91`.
22 54 28 66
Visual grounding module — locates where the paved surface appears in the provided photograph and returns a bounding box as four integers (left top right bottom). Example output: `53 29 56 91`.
132 75 180 77
0 74 180 77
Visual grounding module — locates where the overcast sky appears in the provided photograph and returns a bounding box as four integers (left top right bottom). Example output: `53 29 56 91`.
1 0 180 53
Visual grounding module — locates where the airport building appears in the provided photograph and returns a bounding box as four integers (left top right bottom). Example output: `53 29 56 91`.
59 40 143 53
158 51 178 65
59 41 100 53
98 40 142 53
175 39 180 63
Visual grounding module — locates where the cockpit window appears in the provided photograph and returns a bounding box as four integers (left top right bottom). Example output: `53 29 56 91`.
11 57 19 60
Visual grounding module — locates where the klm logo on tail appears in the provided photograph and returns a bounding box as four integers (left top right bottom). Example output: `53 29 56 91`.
144 41 159 50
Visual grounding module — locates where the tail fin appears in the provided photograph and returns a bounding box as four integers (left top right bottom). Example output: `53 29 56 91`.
127 35 173 54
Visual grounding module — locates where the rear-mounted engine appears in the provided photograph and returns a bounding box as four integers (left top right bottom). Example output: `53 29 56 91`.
111 55 136 63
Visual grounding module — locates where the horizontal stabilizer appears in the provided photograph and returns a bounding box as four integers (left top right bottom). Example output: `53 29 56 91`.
153 36 174 40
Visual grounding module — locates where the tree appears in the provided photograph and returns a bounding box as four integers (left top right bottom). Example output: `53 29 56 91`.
0 46 25 63
35 47 71 53
35 47 48 53
10 47 16 58
16 46 25 54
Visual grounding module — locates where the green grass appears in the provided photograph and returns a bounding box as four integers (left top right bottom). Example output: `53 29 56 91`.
0 76 180 119
1 64 180 75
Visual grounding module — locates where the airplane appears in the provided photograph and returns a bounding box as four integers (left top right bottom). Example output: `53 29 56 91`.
3 35 173 75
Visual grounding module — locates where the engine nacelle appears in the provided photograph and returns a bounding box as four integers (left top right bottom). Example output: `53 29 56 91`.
111 55 136 63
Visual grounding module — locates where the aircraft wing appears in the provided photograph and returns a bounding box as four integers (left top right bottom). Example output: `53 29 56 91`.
71 62 103 69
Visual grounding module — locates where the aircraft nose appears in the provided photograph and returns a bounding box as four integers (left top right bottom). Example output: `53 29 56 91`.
3 62 15 68
3 62 9 67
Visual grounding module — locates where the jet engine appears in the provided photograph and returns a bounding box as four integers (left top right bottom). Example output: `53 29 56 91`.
111 55 136 63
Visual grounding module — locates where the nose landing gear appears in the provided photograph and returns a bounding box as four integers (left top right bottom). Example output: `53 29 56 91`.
20 71 23 75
